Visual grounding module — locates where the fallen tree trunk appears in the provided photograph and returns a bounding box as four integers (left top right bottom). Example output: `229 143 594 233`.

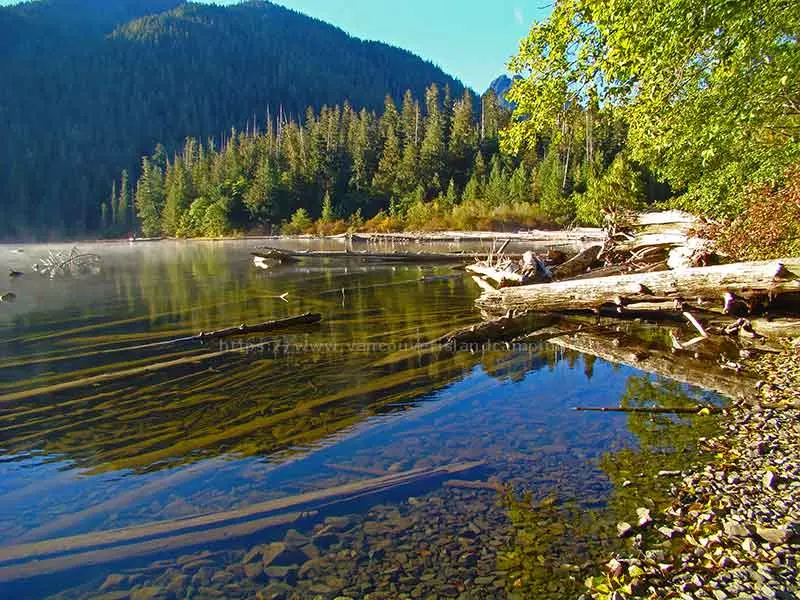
476 259 800 318
573 406 721 415
193 312 321 341
552 245 602 280
466 250 552 288
253 247 518 264
0 461 484 582
339 229 605 243
465 264 526 287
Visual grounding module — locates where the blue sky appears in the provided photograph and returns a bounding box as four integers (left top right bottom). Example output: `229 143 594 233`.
0 0 550 91
265 0 549 91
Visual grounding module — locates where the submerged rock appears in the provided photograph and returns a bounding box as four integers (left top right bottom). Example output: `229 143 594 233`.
261 542 308 568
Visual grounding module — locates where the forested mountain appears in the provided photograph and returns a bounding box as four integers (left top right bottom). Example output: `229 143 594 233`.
0 0 467 239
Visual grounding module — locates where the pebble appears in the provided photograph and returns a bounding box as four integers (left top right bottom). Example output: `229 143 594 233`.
592 344 800 599
617 522 634 538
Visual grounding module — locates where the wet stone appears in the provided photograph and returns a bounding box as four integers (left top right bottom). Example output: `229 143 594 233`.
243 561 264 581
262 542 308 568
94 593 131 600
129 587 169 600
100 574 128 591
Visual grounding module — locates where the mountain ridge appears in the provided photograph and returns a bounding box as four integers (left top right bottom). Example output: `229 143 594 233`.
0 0 468 238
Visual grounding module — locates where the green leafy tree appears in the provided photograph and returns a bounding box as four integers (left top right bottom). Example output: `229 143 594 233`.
505 0 800 217
575 154 644 226
178 197 213 237
201 200 230 237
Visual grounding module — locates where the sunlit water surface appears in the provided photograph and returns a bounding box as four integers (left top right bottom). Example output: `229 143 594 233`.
0 240 723 599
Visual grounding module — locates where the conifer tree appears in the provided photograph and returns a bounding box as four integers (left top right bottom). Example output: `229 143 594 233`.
100 202 109 232
443 178 459 209
109 180 118 229
449 90 477 187
400 90 420 150
320 190 335 222
420 84 445 193
508 164 530 204
484 155 509 207
380 95 400 138
162 156 191 236
117 170 131 232
135 157 165 237
373 125 401 196
397 137 419 197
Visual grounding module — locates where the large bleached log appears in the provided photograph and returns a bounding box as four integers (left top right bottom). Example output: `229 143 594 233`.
636 210 698 227
465 264 526 287
466 251 551 288
552 245 601 280
476 259 800 317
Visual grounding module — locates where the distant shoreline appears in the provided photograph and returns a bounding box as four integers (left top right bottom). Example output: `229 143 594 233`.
2 228 605 247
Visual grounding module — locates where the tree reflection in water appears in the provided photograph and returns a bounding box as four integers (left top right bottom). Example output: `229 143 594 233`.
500 375 722 599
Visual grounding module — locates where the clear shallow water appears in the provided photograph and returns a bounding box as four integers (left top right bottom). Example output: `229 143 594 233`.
0 240 723 599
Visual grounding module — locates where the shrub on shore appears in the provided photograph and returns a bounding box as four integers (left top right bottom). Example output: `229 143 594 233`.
709 165 800 260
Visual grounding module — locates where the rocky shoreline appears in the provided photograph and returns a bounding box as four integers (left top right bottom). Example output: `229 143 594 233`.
587 342 800 600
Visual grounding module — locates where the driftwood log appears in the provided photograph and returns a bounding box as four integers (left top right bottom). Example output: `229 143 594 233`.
465 251 552 288
193 312 321 341
0 461 484 582
573 406 722 415
339 229 605 243
476 259 800 317
253 247 519 264
466 264 528 287
552 245 602 280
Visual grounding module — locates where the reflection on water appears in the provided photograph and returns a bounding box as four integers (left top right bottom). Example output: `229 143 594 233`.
0 241 723 598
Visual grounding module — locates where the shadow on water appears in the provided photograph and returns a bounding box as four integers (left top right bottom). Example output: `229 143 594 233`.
0 240 737 598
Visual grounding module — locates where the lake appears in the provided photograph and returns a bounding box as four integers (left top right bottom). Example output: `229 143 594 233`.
0 240 725 599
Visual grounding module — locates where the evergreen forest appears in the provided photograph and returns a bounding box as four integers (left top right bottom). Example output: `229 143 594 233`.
0 0 466 238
